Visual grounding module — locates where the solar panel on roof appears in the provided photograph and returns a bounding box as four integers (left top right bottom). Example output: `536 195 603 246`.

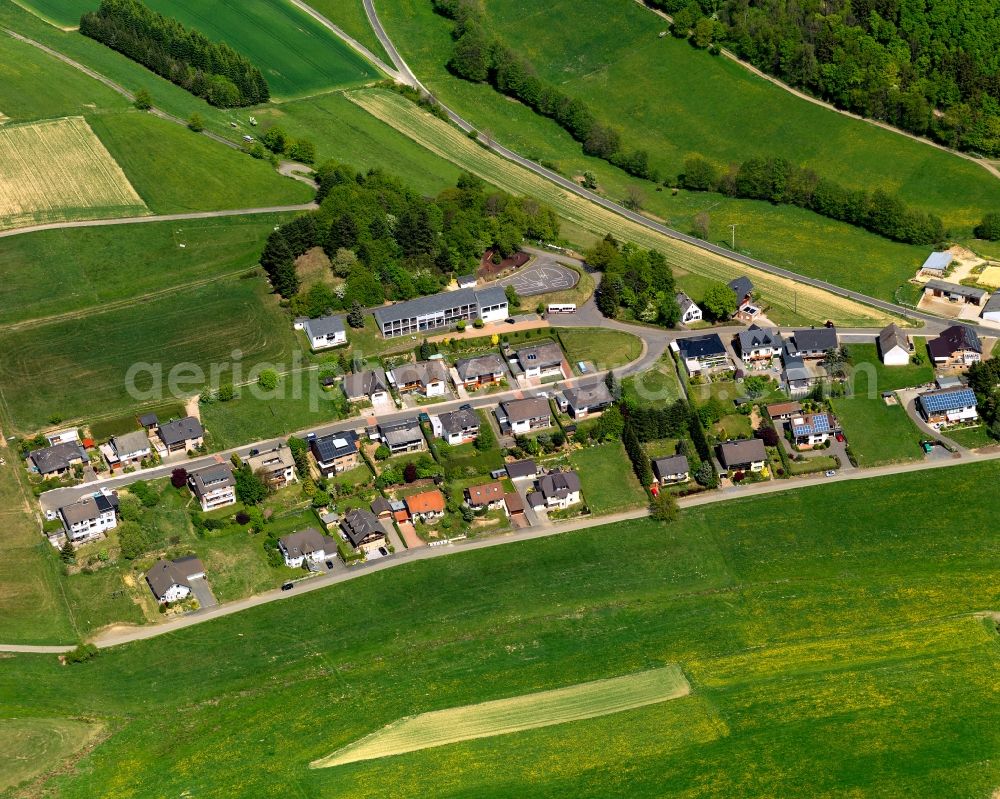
920 389 976 412
332 438 348 448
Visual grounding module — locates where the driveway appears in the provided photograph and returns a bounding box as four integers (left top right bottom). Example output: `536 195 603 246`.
188 577 217 609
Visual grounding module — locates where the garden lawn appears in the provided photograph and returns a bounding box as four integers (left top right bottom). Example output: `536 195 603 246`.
87 111 312 213
832 397 924 466
845 342 933 394
135 0 373 99
569 441 646 513
201 373 349 451
556 328 642 371
943 425 995 450
0 276 296 433
0 213 296 327
1 463 999 795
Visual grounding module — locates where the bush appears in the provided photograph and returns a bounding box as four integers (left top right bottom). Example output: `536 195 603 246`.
170 468 188 488
374 444 391 461
258 369 279 390
187 112 204 132
133 87 152 110
65 643 99 664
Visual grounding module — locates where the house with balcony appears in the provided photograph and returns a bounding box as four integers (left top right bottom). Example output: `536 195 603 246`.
57 490 118 546
455 354 506 390
917 387 978 427
245 445 297 488
496 397 552 435
388 360 450 397
310 431 360 476
187 462 237 512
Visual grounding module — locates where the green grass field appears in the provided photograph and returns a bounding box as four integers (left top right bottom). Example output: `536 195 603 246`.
0 463 998 795
556 328 642 370
622 352 683 407
140 0 373 99
569 442 647 512
87 112 312 212
302 0 391 65
0 213 295 327
314 665 689 767
0 276 296 432
201 372 349 450
0 717 104 793
11 0 93 27
833 397 925 466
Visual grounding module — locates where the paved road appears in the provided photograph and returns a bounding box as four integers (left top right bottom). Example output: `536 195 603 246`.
286 0 399 81
9 441 998 654
359 1 950 329
0 205 318 240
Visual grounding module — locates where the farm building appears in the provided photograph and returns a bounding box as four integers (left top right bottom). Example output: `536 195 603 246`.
919 251 953 276
982 293 1000 323
923 280 987 306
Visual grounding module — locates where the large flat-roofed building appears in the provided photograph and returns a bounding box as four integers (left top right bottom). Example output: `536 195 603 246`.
372 287 508 338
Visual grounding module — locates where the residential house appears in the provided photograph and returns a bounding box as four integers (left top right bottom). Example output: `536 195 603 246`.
652 455 690 485
377 419 425 454
455 354 506 389
187 462 237 512
736 325 783 364
465 481 505 510
279 527 337 568
917 387 978 426
878 323 912 366
157 416 204 455
562 381 614 419
138 413 159 430
923 279 987 307
372 286 508 338
370 496 393 519
456 273 477 289
781 347 815 396
496 398 552 435
28 441 88 477
766 401 803 421
405 489 446 522
675 334 729 376
343 369 390 405
389 360 450 397
45 428 79 446
928 324 982 367
515 341 565 379
504 491 525 521
146 556 206 604
299 315 347 350
58 491 118 545
310 431 360 476
790 412 838 447
245 445 297 488
676 292 702 324
528 470 582 510
717 439 767 474
437 407 480 445
505 459 539 481
729 276 759 320
786 327 839 359
920 251 953 276
340 508 386 556
103 430 151 470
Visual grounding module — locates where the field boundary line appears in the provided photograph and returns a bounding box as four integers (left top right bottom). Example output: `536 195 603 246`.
0 269 256 333
286 0 399 81
630 0 1000 182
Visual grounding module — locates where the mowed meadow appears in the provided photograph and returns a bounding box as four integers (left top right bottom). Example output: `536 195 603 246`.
0 464 996 797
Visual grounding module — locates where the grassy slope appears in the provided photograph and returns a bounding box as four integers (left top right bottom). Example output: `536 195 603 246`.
0 717 103 792
0 463 997 796
296 0 392 66
140 0 373 99
0 213 295 326
87 112 312 212
374 0 986 299
0 277 297 431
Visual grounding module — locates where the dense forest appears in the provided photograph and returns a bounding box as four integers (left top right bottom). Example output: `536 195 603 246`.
259 163 560 316
432 0 657 181
587 235 681 325
649 0 1000 157
80 0 269 107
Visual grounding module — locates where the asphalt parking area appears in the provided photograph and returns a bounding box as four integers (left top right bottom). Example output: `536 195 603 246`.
496 257 579 297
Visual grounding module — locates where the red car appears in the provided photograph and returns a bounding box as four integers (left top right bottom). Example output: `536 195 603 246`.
835 432 845 443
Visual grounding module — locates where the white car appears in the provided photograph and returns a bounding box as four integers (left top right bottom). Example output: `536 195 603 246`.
825 470 837 477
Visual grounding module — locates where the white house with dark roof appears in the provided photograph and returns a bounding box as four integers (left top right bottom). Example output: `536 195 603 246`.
528 470 582 510
435 407 480 445
388 360 450 396
146 557 206 604
455 354 506 389
102 430 151 470
717 439 767 474
737 325 783 364
917 387 978 427
156 416 204 455
982 293 1000 323
562 381 613 418
279 527 336 568
786 327 839 360
28 441 88 477
57 491 118 545
652 455 689 485
299 315 347 350
310 431 359 476
878 324 911 366
342 369 390 404
187 462 236 512
515 341 564 379
927 325 982 367
675 292 702 324
377 419 425 454
496 398 551 435
673 334 729 375
340 508 386 556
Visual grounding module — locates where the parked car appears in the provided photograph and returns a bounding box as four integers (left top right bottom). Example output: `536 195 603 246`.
281 582 294 591
825 470 837 477
325 560 335 570
505 318 516 324
378 547 389 556
835 432 845 442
